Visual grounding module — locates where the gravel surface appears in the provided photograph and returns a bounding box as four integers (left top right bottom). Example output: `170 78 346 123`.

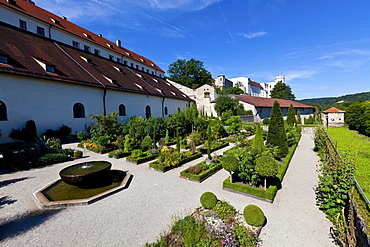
0 133 335 246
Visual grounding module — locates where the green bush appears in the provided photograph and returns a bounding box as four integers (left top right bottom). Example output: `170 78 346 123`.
74 150 83 158
243 204 265 227
200 192 218 209
36 153 70 166
77 131 86 140
213 200 236 221
262 118 270 125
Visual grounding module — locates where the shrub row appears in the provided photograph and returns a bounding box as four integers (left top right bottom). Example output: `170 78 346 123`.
149 152 202 172
180 162 222 182
126 154 158 164
36 153 72 166
77 142 114 154
223 139 299 202
108 150 131 159
197 142 229 154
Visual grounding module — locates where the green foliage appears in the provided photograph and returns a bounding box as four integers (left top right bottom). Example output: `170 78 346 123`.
286 104 297 126
77 131 86 141
262 118 270 125
214 96 245 117
255 154 278 178
298 91 370 108
46 137 62 152
130 149 143 158
141 135 153 151
173 216 207 247
9 120 38 142
36 153 70 166
221 155 239 174
89 112 123 143
43 125 72 140
213 200 236 221
225 116 242 135
233 223 259 246
252 124 265 154
200 192 218 209
124 134 132 152
314 126 355 246
180 161 222 182
226 86 244 95
270 81 295 100
74 150 83 158
266 101 288 157
166 58 213 89
345 101 370 136
243 205 265 227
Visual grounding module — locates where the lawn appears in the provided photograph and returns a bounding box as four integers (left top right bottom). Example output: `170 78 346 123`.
327 127 370 199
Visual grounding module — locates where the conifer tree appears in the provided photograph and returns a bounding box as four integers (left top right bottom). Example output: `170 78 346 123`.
266 101 288 157
286 104 297 126
252 124 265 154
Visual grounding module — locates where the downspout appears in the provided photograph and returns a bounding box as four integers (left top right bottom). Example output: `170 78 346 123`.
53 42 107 115
48 24 53 39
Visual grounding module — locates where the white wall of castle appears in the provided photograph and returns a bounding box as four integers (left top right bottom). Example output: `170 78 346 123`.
0 74 188 144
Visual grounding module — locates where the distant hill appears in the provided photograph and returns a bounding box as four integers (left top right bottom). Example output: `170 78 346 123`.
298 91 370 106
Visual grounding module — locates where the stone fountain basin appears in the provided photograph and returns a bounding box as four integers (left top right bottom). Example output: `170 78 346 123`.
59 161 112 187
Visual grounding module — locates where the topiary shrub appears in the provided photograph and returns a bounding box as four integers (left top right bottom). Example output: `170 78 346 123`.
74 150 83 158
243 204 265 227
200 192 218 209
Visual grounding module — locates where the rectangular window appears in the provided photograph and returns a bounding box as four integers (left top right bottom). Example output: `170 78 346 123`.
46 65 55 73
72 41 79 48
84 45 90 52
130 63 134 68
19 19 27 30
94 49 100 56
37 26 45 36
0 55 8 64
123 60 127 65
117 58 121 63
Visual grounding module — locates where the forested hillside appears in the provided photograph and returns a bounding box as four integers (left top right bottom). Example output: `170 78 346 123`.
298 91 370 107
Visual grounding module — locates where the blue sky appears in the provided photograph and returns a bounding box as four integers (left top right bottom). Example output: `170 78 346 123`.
36 0 370 100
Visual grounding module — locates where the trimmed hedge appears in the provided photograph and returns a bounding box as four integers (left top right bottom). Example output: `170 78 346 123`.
149 152 202 172
243 205 265 227
180 162 222 182
200 192 218 209
197 142 229 154
126 154 158 164
108 150 131 159
77 142 113 154
36 153 71 166
223 138 300 202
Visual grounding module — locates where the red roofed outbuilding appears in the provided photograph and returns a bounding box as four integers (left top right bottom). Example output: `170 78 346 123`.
322 107 345 127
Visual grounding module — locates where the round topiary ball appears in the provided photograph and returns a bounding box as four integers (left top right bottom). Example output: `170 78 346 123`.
200 192 218 209
243 204 265 227
74 150 83 158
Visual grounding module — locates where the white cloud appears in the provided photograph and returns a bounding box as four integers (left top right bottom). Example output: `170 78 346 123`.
317 48 370 60
239 31 267 39
148 0 220 10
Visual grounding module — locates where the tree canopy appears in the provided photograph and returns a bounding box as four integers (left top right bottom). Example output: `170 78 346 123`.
214 96 246 117
166 58 213 89
270 82 295 100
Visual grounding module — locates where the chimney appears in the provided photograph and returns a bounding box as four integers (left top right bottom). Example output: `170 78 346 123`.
116 39 121 47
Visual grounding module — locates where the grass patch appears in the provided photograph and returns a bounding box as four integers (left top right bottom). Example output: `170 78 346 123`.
327 127 370 199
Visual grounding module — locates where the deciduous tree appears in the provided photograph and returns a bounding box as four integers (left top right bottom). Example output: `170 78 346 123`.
270 82 295 100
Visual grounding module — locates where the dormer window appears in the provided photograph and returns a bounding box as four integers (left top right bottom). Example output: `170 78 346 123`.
109 55 114 60
94 49 100 55
50 18 60 25
107 44 113 48
153 79 158 83
102 75 116 84
0 55 8 64
135 73 142 78
83 33 91 38
80 56 92 64
46 65 55 73
117 58 121 63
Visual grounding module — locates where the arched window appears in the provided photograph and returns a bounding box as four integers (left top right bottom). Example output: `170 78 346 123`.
178 107 181 113
145 105 151 118
0 100 7 121
164 107 168 115
73 103 85 118
119 104 126 116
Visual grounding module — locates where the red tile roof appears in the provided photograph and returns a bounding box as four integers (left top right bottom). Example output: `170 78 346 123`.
0 0 164 72
250 80 263 89
322 107 345 113
0 23 191 101
232 95 314 108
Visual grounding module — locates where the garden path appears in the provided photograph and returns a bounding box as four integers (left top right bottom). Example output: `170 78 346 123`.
0 133 335 246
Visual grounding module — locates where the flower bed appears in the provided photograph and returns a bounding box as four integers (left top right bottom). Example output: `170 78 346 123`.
77 141 114 154
108 149 131 159
126 153 158 164
223 141 299 202
149 151 202 172
197 141 229 154
180 161 222 182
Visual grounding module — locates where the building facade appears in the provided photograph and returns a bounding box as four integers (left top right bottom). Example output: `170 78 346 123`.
322 107 345 127
0 0 192 144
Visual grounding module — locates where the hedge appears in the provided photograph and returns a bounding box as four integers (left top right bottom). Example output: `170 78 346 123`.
108 150 131 159
77 142 114 154
180 162 222 182
126 154 158 164
223 136 300 202
149 152 202 172
197 142 229 154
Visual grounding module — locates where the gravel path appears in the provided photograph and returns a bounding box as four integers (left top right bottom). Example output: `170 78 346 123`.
0 133 334 246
